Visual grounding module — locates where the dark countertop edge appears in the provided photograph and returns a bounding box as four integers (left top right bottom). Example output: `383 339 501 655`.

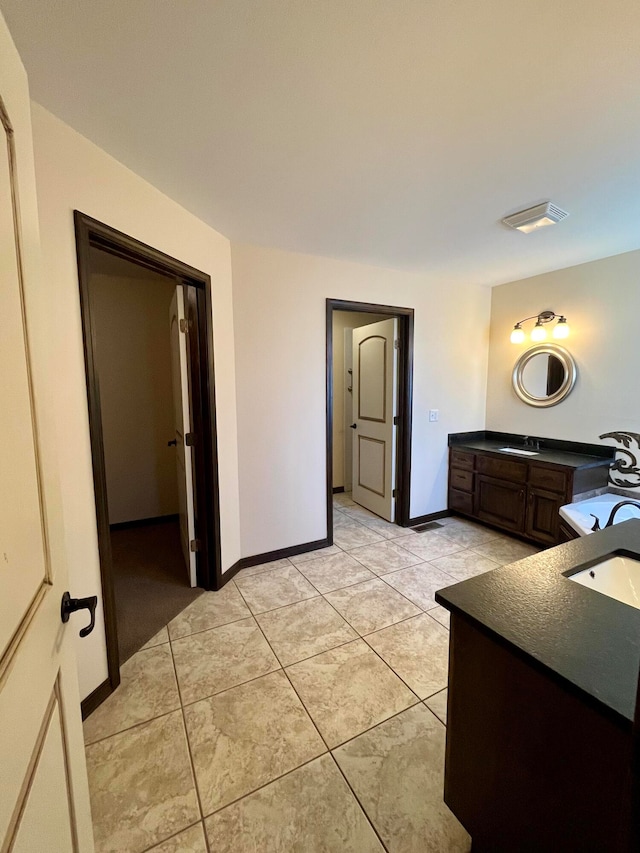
449 439 611 470
449 430 615 461
437 593 632 731
435 519 640 728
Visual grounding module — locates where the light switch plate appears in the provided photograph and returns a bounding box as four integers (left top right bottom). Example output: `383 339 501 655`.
429 409 439 422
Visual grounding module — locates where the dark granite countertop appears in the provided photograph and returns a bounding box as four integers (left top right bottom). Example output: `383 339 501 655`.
449 430 614 470
436 519 640 729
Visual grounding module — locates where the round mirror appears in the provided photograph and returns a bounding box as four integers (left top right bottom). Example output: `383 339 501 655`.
512 344 577 407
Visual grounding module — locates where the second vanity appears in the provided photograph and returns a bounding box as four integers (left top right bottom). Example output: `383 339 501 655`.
436 519 640 851
448 431 614 546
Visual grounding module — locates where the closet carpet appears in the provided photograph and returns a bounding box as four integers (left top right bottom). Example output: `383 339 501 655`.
111 519 202 662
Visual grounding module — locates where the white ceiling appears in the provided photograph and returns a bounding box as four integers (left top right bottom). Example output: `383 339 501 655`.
4 0 640 285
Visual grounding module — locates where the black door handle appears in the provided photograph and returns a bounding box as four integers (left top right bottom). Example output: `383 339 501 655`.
167 439 177 446
350 423 357 429
61 591 98 638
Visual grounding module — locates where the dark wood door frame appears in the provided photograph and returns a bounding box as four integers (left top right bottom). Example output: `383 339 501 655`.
326 299 414 543
74 211 223 715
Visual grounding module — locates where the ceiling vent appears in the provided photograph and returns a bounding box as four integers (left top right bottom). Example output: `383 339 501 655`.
502 202 569 233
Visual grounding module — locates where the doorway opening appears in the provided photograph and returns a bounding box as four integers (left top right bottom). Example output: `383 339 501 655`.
326 299 414 543
75 212 222 713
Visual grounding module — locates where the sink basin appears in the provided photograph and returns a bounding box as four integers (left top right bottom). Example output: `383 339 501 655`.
498 447 540 456
566 554 640 611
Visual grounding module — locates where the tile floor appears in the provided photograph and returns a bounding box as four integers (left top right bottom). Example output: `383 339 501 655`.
84 496 539 852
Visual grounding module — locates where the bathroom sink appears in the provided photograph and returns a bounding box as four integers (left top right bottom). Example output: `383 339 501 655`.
566 554 640 611
498 447 540 456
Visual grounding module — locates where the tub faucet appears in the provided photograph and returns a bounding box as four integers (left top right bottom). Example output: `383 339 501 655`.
603 501 640 528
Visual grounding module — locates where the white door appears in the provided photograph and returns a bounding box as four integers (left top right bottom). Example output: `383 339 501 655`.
351 318 399 522
1 12 94 852
169 286 197 587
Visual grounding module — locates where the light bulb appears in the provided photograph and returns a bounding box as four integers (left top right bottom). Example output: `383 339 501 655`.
552 317 570 339
510 325 525 344
530 321 547 342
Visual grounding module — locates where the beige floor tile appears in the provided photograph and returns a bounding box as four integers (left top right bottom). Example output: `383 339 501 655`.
382 564 456 611
429 549 501 581
204 754 384 852
433 518 500 548
348 539 423 575
286 639 417 747
325 578 420 635
471 535 540 566
146 823 207 852
341 506 416 540
235 557 293 578
400 530 465 562
296 551 376 593
349 541 423 575
256 597 357 665
425 689 448 725
289 544 343 565
140 626 169 650
83 644 180 745
86 711 199 853
168 584 251 639
333 520 385 550
184 670 325 815
427 604 451 629
333 704 470 852
235 565 318 614
333 492 357 508
172 617 279 704
365 613 449 699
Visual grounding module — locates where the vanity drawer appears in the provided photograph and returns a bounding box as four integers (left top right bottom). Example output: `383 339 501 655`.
476 455 527 483
529 464 569 495
448 488 474 515
450 468 474 493
450 449 475 471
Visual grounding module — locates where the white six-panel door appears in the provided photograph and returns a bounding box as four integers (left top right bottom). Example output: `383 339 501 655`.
0 11 94 851
169 286 197 587
351 318 398 522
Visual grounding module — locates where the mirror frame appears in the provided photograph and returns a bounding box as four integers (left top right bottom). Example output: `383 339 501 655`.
512 343 577 408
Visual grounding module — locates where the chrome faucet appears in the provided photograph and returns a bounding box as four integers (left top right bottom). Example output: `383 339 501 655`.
523 436 541 450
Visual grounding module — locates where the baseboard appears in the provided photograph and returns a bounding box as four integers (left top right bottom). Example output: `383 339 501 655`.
332 486 345 494
81 676 116 720
407 509 451 527
110 513 178 531
219 537 332 589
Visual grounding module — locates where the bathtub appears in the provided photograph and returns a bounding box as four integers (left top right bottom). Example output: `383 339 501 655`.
560 493 640 537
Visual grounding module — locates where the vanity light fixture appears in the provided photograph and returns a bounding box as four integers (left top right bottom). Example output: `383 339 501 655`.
510 310 570 344
502 202 569 233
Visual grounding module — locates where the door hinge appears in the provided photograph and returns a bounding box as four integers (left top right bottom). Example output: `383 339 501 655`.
393 416 400 425
392 489 397 498
394 338 400 349
185 432 196 447
190 539 200 552
179 318 189 333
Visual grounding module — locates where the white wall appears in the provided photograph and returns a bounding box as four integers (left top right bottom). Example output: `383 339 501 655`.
332 311 390 489
31 104 242 700
90 266 178 524
486 249 640 444
231 243 491 555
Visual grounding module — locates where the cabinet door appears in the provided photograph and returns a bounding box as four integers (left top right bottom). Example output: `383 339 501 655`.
476 475 526 532
525 487 563 545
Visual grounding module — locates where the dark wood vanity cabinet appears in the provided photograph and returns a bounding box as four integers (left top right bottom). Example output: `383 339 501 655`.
476 475 526 533
448 446 609 546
